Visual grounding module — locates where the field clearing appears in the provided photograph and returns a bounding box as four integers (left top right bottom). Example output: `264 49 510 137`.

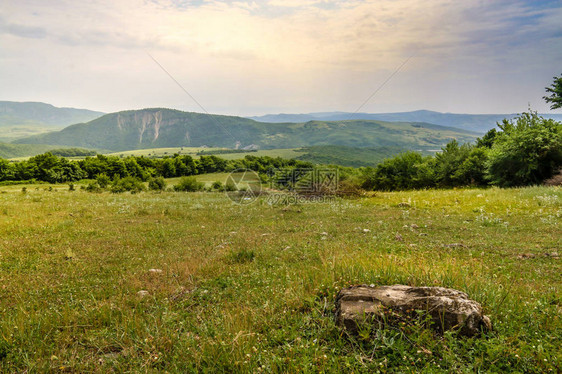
0 186 560 372
105 147 219 158
167 172 258 188
104 147 305 160
214 149 305 160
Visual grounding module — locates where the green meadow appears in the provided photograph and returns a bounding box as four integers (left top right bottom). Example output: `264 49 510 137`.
0 184 560 372
104 147 306 161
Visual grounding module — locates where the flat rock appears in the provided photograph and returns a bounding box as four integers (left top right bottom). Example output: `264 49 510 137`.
336 284 491 337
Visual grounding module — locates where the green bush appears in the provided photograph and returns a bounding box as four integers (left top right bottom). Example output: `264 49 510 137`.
148 176 166 191
434 140 487 187
173 176 204 192
486 112 562 187
84 181 102 193
110 176 146 194
225 180 237 192
211 181 224 191
369 152 436 191
96 173 111 189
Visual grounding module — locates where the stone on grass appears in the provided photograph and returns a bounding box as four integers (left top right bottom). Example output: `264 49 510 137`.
336 284 491 337
137 290 150 298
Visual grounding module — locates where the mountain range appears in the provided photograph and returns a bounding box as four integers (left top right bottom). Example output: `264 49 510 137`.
249 110 562 133
13 108 478 152
0 101 104 142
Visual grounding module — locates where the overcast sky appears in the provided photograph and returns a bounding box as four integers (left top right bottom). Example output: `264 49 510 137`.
1 0 561 116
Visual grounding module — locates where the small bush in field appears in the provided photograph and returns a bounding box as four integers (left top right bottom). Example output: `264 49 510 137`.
84 181 102 192
96 174 111 189
111 176 146 194
173 176 204 192
211 180 224 191
148 176 166 191
225 180 237 191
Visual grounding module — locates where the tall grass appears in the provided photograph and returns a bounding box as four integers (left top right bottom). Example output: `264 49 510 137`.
0 185 560 372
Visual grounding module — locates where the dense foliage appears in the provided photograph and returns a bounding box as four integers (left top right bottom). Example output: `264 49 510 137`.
364 111 562 190
0 153 314 185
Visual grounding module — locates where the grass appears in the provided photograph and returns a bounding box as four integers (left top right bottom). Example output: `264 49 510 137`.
0 185 560 372
105 147 219 158
104 147 305 160
166 172 239 188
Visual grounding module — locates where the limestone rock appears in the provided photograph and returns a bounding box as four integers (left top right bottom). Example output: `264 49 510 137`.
335 284 491 337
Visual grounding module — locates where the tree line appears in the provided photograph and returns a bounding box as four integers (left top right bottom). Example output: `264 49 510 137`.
361 111 562 190
0 153 314 184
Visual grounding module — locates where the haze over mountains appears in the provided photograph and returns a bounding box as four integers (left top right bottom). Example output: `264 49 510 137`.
13 108 479 152
0 101 105 142
249 111 562 134
0 101 104 127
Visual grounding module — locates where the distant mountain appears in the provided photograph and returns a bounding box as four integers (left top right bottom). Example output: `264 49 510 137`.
0 142 64 159
0 101 104 127
0 101 105 142
249 110 562 133
14 108 478 152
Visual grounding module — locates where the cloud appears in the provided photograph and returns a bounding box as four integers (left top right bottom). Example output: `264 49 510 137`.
0 16 47 39
0 0 561 114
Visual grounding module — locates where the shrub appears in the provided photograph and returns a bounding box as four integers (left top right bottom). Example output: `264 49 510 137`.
486 112 562 187
434 141 487 187
369 152 436 191
211 181 224 191
173 176 204 192
110 176 146 194
225 180 237 192
96 173 111 189
148 176 166 191
84 181 102 193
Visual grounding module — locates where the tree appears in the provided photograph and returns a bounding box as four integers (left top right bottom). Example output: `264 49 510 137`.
0 158 15 181
476 128 499 148
544 74 562 110
370 152 436 191
434 140 473 186
486 111 562 187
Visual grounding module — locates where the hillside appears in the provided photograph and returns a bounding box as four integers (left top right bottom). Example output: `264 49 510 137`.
249 110 562 133
0 101 104 127
14 108 478 152
0 142 64 159
295 145 416 167
0 101 104 141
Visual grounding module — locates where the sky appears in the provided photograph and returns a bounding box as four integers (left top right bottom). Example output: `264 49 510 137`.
1 0 561 116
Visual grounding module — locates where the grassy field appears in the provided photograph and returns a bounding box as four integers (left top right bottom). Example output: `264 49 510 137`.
104 147 305 160
0 185 560 372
